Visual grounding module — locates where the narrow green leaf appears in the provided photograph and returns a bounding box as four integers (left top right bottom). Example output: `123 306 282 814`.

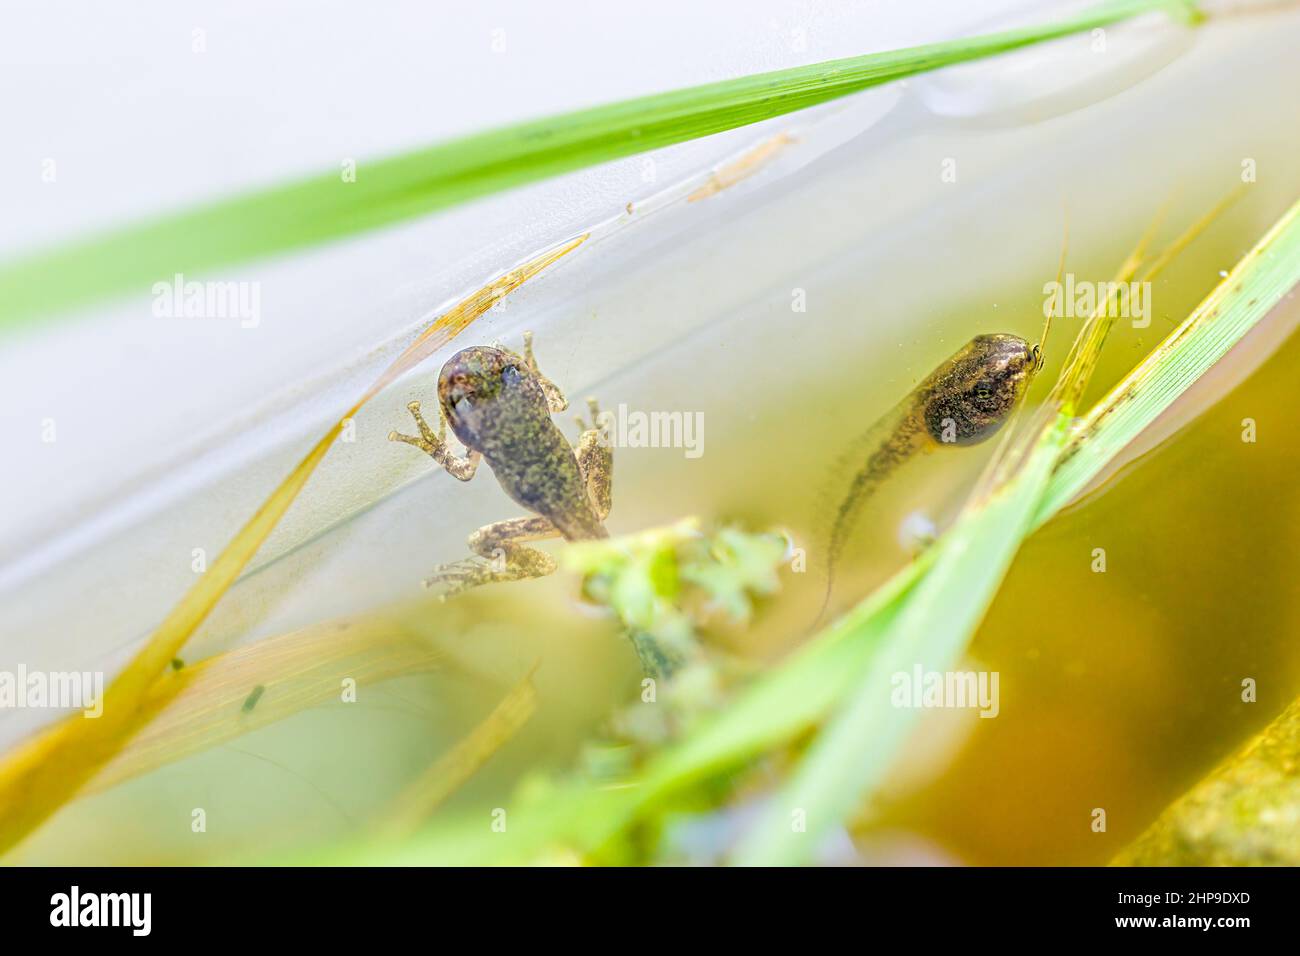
0 0 1189 333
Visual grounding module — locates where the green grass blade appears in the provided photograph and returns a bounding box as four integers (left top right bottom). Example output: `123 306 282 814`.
0 0 1190 333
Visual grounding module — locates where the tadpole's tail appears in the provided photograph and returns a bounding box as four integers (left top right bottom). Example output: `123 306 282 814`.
810 414 926 632
813 563 835 630
806 502 857 629
811 523 846 630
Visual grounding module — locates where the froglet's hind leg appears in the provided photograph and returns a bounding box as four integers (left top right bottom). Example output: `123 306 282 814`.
574 397 613 521
425 515 561 598
388 401 482 481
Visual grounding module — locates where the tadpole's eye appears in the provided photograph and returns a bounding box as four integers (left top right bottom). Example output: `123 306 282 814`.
502 364 521 386
975 381 993 401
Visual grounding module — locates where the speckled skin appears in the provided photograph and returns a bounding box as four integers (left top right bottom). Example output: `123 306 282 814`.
439 345 606 541
819 333 1037 621
389 333 611 596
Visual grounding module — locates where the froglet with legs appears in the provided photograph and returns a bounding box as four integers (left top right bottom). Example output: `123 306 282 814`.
389 331 612 596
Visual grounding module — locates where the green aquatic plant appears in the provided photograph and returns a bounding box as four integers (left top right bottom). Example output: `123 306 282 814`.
564 519 786 678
